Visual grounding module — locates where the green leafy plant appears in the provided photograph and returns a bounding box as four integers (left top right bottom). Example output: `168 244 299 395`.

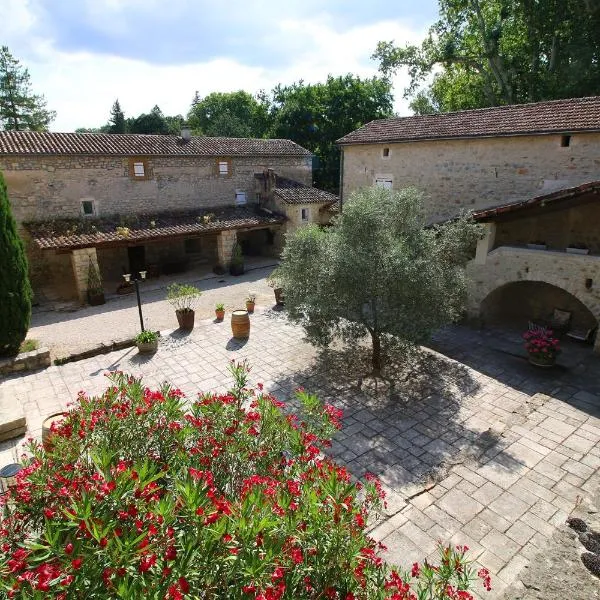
19 339 39 353
246 293 256 303
166 283 202 313
0 362 490 599
230 243 243 266
134 330 158 344
215 302 225 311
87 259 103 294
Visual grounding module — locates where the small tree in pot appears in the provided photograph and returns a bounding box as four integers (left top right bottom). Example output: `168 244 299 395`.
166 283 202 330
87 259 105 306
229 242 244 276
134 329 159 354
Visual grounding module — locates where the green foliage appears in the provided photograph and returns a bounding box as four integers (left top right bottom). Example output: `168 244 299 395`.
127 105 171 135
271 75 394 192
166 283 202 312
19 338 38 353
0 46 55 131
188 90 271 138
0 171 32 355
215 302 225 311
230 242 244 266
134 329 159 344
373 0 600 112
273 186 482 374
87 259 103 293
109 99 126 133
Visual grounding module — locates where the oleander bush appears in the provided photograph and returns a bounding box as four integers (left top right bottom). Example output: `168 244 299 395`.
0 362 490 599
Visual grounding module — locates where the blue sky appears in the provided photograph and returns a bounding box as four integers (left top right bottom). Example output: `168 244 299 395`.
1 0 438 131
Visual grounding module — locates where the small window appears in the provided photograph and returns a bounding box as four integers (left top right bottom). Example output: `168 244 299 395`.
81 200 95 217
561 135 571 147
375 178 393 189
133 162 145 177
128 158 150 179
301 208 310 222
382 147 390 158
218 160 230 176
256 192 262 202
235 191 247 205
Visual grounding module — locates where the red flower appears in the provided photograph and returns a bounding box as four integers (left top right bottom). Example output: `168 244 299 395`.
64 543 74 555
71 558 83 570
178 577 190 593
165 546 177 561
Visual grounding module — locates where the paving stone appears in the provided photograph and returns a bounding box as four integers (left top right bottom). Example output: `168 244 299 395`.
437 489 484 524
480 530 521 563
0 390 26 442
462 516 494 542
473 481 504 505
489 491 530 521
505 520 536 546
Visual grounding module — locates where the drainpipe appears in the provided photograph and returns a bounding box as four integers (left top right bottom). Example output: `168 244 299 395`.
338 146 344 213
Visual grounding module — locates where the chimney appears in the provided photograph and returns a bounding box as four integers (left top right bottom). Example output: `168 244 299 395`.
180 124 192 142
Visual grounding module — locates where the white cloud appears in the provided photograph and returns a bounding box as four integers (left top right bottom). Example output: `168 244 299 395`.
1 2 425 131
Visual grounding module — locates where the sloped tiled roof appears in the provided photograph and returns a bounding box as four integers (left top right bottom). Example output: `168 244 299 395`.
26 206 285 251
0 131 312 157
255 172 338 205
473 181 600 221
337 96 600 145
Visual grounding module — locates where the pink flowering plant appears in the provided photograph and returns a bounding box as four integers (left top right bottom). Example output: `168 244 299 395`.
0 361 490 599
523 328 560 364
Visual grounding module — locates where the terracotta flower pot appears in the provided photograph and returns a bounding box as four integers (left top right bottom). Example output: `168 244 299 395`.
246 301 255 314
176 309 195 330
528 354 556 368
137 340 158 354
273 288 284 306
215 309 225 321
42 412 68 451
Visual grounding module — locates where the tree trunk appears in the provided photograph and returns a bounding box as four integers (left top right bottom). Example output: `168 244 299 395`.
371 331 382 376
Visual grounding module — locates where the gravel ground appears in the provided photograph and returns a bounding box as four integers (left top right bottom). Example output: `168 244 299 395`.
29 264 278 359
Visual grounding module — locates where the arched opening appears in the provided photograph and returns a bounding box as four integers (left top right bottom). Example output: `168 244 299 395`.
481 281 597 332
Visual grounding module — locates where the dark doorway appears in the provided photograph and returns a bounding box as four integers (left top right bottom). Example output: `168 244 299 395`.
127 246 146 278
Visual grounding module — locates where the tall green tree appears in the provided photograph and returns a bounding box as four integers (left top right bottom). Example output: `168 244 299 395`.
0 171 32 355
187 90 271 138
271 75 394 192
273 186 481 375
127 105 171 134
109 99 126 133
0 46 55 131
373 0 600 113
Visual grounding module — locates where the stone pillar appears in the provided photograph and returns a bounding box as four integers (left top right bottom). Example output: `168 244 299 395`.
217 230 237 267
70 247 99 304
474 223 496 265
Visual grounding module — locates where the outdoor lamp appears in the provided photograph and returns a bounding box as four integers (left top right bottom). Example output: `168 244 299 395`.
0 463 22 495
123 272 147 332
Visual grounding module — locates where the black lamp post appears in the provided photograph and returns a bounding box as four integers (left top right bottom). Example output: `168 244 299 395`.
123 270 147 332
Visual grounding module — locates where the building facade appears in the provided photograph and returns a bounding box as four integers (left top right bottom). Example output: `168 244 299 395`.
0 131 313 304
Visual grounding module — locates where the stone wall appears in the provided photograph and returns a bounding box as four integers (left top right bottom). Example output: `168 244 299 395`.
466 246 600 352
494 201 600 253
70 248 100 303
0 154 313 224
341 132 600 222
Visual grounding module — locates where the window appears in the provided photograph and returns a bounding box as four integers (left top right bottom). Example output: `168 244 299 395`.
382 147 390 158
255 192 262 202
561 135 571 147
235 191 247 205
128 158 150 180
80 199 96 217
375 178 393 189
217 159 231 176
301 208 310 222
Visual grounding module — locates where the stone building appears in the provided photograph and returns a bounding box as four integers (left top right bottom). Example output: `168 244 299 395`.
0 129 318 304
337 96 600 351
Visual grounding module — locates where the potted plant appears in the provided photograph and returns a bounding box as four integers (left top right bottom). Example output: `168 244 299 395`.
215 302 225 321
245 293 256 314
135 330 159 354
229 243 245 276
523 328 560 367
166 283 202 330
526 240 547 250
267 274 284 306
86 259 105 306
566 242 590 255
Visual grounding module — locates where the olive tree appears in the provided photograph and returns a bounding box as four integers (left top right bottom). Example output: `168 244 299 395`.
274 186 481 376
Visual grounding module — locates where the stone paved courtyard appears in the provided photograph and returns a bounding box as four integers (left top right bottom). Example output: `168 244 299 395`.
1 310 599 598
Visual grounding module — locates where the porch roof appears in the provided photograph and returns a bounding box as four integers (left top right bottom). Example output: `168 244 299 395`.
26 206 285 251
473 181 600 222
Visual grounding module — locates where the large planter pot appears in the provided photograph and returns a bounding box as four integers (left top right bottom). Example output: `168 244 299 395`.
231 310 250 339
528 354 556 368
88 291 106 306
215 310 225 321
42 412 68 450
229 263 245 276
176 309 195 330
273 288 284 306
137 340 158 354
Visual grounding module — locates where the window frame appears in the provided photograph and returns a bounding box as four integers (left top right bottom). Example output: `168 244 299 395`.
235 190 247 206
301 207 310 222
80 199 96 217
375 177 393 190
128 157 151 180
382 147 391 159
217 158 232 177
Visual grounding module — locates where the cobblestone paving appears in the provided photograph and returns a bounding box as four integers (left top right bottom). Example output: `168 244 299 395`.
1 312 599 598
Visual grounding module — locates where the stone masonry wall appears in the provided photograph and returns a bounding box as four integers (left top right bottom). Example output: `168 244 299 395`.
342 133 600 222
466 247 600 352
0 154 312 224
71 248 100 303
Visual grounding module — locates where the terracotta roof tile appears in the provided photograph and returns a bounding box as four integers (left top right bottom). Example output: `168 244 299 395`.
0 131 311 157
255 172 339 205
337 96 600 145
26 206 284 251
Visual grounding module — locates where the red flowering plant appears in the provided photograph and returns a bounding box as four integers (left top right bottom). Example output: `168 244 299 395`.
0 361 490 599
523 328 560 364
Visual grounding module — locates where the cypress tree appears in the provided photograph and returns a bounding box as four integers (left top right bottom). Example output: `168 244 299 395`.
0 171 32 355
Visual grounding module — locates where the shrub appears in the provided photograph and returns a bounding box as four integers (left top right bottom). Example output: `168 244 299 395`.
134 330 159 344
166 283 202 313
0 171 32 356
87 259 103 294
0 362 489 599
